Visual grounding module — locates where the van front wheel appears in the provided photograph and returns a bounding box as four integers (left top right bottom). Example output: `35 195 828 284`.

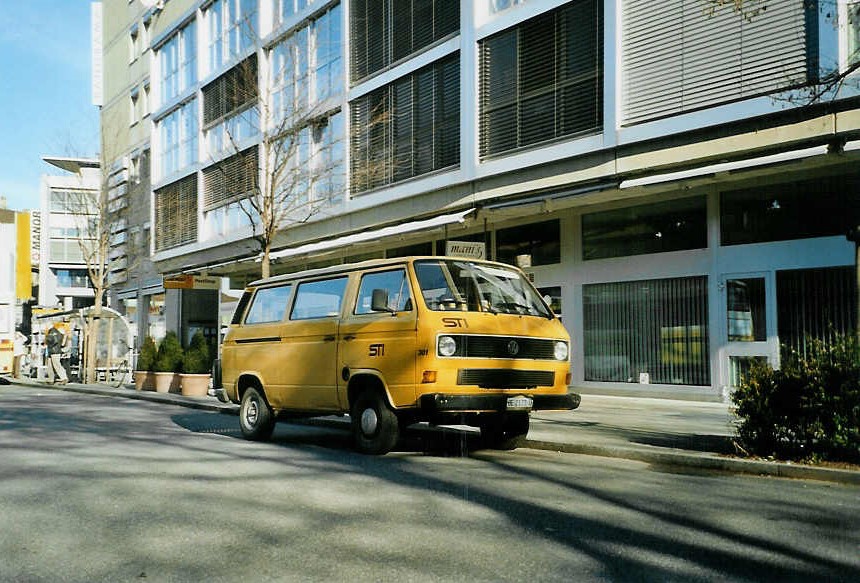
239 387 275 441
352 390 399 455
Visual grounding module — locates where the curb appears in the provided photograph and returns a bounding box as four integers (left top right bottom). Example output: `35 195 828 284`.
6 377 858 486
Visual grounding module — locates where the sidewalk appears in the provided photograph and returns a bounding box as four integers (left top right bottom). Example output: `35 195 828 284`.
3 376 858 485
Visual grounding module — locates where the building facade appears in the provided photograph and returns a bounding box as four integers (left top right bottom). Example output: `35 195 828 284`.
97 0 859 400
38 157 101 311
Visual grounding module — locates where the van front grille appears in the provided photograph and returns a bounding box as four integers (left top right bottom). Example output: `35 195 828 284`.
457 369 555 389
448 335 557 360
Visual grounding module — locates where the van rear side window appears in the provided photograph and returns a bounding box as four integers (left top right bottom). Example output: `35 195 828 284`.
244 285 293 324
290 277 348 320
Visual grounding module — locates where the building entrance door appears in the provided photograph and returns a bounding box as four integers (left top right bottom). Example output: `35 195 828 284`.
718 272 778 394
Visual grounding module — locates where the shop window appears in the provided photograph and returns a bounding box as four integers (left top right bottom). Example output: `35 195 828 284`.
777 266 857 357
537 286 562 318
583 276 710 386
721 175 860 245
726 278 766 342
583 197 706 260
496 219 560 267
388 241 434 258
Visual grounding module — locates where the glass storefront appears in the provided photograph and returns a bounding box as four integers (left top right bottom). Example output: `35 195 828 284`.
583 276 710 386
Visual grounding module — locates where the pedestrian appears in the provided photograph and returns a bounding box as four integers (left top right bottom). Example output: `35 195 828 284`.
12 328 28 379
45 323 69 385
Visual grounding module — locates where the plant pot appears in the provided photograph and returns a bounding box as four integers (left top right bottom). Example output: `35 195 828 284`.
134 370 153 391
153 371 180 393
180 373 211 397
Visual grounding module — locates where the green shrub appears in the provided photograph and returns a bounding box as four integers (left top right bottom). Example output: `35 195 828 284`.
732 334 860 463
154 331 184 373
137 336 157 372
182 331 212 375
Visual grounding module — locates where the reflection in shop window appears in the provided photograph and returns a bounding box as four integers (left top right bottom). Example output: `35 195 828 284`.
582 197 706 260
583 276 710 386
496 220 560 267
720 175 860 245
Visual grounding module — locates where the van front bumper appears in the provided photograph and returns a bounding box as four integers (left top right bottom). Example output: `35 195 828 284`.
419 392 580 414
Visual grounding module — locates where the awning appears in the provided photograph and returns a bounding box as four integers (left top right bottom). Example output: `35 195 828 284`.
619 145 829 189
267 208 476 262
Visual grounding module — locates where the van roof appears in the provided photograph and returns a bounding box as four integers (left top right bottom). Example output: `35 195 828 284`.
247 256 507 288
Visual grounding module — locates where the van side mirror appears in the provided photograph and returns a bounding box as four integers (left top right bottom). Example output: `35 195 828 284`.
370 289 393 313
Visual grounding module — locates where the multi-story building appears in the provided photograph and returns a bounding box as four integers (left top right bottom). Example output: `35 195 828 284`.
38 157 101 311
97 0 859 400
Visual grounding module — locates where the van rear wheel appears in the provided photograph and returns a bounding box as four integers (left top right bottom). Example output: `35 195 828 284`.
480 412 529 450
239 387 275 441
352 390 399 455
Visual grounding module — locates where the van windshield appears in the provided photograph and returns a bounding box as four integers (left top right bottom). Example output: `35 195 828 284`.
414 259 552 318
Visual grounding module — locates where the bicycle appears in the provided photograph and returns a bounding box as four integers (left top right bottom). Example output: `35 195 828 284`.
108 356 132 388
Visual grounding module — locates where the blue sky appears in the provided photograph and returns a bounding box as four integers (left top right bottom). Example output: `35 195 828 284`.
0 0 99 212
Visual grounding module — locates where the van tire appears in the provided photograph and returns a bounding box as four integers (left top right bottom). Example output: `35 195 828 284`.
352 390 399 455
239 387 275 441
480 412 529 450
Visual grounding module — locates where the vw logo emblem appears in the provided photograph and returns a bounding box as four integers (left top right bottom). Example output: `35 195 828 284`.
507 340 520 356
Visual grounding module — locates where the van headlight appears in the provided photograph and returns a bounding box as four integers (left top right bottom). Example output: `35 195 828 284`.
554 341 569 361
438 336 457 357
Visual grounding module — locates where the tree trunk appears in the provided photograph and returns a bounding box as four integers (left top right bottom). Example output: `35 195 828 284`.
262 247 271 280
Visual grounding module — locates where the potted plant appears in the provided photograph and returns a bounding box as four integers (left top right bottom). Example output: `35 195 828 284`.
180 331 212 397
134 336 157 391
153 331 183 393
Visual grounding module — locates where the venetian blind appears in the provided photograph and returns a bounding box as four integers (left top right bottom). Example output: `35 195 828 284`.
154 174 198 252
622 0 812 124
202 55 258 125
350 54 460 194
350 0 460 83
479 0 603 159
202 148 259 210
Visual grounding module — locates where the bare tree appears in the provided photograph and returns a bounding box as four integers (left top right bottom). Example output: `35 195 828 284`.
58 177 116 383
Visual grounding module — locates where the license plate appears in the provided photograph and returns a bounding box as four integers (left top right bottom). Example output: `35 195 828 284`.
506 395 533 410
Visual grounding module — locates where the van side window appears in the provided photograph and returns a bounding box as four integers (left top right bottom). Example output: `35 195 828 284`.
244 285 293 324
355 269 412 314
290 277 348 320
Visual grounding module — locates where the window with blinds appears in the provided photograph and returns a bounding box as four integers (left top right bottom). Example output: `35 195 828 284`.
777 267 857 358
350 0 459 83
203 148 259 211
203 55 258 127
583 276 711 386
479 0 603 159
350 54 459 194
154 174 198 252
622 0 813 125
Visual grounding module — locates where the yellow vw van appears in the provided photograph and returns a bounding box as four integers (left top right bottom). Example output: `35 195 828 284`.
217 256 579 454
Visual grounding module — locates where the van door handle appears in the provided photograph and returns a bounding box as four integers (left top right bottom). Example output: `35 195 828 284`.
323 335 336 342
342 335 356 341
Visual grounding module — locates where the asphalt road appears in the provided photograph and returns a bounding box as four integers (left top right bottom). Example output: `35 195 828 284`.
1 386 857 582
